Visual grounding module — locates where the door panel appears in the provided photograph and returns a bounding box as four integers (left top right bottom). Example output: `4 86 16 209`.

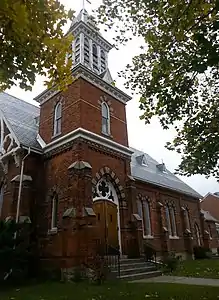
93 200 118 249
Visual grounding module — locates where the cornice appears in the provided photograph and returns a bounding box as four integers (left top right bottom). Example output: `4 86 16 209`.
34 65 132 105
43 127 133 159
69 21 113 51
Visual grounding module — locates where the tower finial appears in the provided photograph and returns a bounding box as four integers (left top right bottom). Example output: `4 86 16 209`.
82 0 91 11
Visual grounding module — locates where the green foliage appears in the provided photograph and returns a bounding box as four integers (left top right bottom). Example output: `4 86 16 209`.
97 1 219 178
143 243 156 261
172 258 219 279
162 252 180 273
3 281 219 300
0 220 32 284
193 246 211 260
0 0 74 92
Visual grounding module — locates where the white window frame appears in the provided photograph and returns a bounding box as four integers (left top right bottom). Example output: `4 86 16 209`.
101 102 110 135
166 205 178 238
208 224 212 239
54 102 62 136
184 208 191 232
195 223 201 246
51 193 58 230
100 49 106 73
84 37 90 65
137 199 152 238
75 37 80 64
92 43 99 72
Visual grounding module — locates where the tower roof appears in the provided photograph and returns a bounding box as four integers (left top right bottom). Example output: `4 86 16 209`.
68 9 100 34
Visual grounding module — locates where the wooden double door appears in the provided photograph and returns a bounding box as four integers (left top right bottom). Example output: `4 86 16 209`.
93 200 119 250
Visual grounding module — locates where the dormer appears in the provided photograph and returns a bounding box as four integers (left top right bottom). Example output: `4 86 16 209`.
136 154 148 166
156 163 167 173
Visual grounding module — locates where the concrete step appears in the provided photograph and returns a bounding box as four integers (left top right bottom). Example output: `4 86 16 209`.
115 266 156 277
116 262 153 270
120 258 145 265
120 270 162 281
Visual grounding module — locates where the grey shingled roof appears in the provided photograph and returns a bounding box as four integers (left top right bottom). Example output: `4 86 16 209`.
130 148 201 199
0 92 41 151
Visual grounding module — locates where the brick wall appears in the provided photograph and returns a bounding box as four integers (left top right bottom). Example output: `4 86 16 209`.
134 181 202 256
201 194 219 221
39 79 129 147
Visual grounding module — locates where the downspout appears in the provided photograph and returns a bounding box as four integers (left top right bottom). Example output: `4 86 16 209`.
4 147 31 281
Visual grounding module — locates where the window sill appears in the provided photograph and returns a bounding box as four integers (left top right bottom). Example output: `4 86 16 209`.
169 235 179 240
51 132 62 140
143 235 154 239
48 227 58 235
101 131 113 139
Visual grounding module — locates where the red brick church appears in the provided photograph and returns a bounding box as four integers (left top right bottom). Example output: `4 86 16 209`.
0 9 218 270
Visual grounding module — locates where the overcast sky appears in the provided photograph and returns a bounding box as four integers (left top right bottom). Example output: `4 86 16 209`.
7 0 219 196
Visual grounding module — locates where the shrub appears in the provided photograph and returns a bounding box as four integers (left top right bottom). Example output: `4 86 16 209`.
90 255 110 285
0 220 33 285
193 246 211 260
143 244 156 261
163 252 180 273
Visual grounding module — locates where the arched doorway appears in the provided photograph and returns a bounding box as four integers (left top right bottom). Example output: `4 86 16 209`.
93 178 121 253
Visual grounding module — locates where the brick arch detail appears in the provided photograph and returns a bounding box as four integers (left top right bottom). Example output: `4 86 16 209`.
137 193 151 203
92 166 125 201
46 185 61 202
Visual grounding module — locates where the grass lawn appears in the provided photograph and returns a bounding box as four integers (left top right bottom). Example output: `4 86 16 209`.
172 259 219 279
1 281 219 300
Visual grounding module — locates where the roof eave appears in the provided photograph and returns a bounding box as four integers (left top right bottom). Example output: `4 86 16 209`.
133 175 201 200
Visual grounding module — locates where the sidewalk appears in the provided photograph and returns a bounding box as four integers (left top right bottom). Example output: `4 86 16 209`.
130 276 219 287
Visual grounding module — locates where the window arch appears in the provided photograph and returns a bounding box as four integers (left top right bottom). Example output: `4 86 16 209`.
92 43 99 72
165 205 177 237
84 37 90 65
51 193 58 229
184 208 191 232
208 225 212 239
102 102 110 135
54 102 62 136
100 49 106 73
137 198 152 236
75 37 80 63
195 223 201 246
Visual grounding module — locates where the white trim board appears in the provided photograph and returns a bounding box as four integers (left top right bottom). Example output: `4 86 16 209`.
43 127 133 157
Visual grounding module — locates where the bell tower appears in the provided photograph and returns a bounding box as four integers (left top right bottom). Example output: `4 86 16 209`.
36 8 131 147
67 8 113 83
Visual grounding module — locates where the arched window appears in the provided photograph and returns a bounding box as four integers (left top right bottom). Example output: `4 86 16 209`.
166 205 177 237
0 185 4 218
51 193 58 229
102 102 110 135
100 49 106 73
184 209 191 232
195 223 201 246
75 37 80 63
92 43 99 72
137 198 152 237
208 225 212 239
54 102 62 136
165 206 172 236
84 37 90 65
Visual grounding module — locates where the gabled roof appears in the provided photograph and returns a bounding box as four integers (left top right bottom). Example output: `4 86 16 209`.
130 148 201 199
0 92 41 151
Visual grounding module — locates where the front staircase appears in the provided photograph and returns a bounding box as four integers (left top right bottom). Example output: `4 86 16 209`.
111 258 162 281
